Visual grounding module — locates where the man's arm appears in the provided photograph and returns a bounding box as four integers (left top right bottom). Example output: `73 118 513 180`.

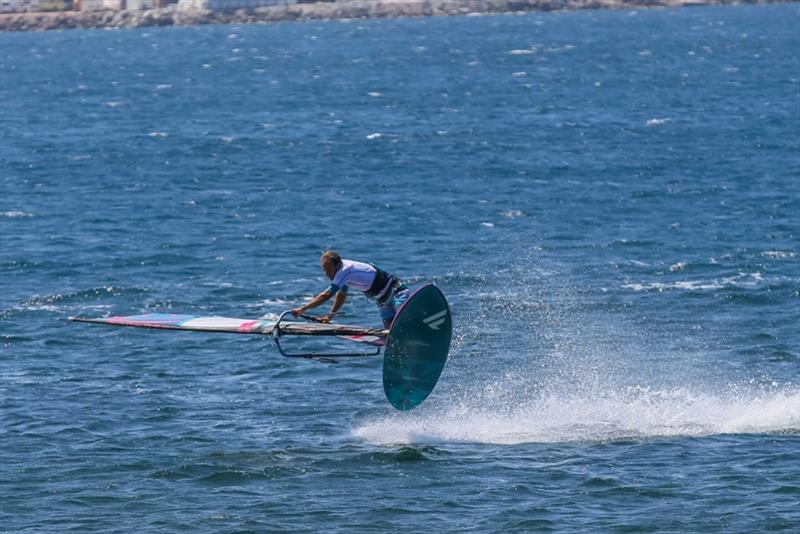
291 290 333 317
326 290 347 320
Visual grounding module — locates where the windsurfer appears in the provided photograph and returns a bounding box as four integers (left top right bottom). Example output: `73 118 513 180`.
291 251 408 328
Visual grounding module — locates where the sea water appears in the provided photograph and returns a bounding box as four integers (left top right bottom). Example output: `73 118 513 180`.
1 4 798 532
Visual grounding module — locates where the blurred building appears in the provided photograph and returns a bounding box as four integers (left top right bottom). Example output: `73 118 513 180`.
0 0 290 11
1 0 43 12
1 0 26 12
77 0 173 9
79 0 122 9
177 0 292 9
125 0 155 8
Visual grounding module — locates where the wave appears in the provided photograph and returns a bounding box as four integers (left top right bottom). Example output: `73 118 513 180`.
19 286 149 307
0 211 33 218
762 250 796 259
2 287 149 316
622 272 772 292
353 386 800 445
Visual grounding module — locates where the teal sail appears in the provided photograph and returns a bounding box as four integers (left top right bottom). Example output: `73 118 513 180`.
383 283 452 411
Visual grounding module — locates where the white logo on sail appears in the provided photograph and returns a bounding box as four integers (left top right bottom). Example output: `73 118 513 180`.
423 309 447 330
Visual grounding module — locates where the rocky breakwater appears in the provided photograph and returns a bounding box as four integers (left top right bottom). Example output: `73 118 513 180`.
0 0 779 31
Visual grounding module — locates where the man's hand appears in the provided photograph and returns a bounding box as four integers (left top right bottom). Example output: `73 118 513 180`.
290 290 334 319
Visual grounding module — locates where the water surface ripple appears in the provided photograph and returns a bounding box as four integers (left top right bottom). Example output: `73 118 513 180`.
1 5 799 532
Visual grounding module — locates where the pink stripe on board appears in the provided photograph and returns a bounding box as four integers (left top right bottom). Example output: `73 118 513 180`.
237 321 260 332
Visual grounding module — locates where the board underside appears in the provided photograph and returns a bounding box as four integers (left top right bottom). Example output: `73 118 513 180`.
383 283 452 411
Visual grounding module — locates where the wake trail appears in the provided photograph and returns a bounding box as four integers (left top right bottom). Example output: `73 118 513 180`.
355 386 800 445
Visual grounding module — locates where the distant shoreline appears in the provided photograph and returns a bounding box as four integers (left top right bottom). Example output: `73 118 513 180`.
0 0 789 32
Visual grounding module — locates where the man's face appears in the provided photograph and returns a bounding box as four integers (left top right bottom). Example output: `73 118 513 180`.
321 258 337 280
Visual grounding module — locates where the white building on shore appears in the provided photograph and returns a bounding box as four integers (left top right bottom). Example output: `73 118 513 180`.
176 0 291 10
79 0 122 9
79 0 167 10
126 0 155 8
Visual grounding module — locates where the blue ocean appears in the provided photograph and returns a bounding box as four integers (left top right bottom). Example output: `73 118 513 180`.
1 4 799 532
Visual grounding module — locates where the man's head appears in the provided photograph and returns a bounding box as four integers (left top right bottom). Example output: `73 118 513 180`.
320 250 342 280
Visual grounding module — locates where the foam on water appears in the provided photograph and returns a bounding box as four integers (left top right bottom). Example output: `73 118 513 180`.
622 272 769 292
1 211 34 218
354 386 800 445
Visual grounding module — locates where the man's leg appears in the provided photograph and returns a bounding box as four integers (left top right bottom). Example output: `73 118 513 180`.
379 299 396 329
379 288 409 329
